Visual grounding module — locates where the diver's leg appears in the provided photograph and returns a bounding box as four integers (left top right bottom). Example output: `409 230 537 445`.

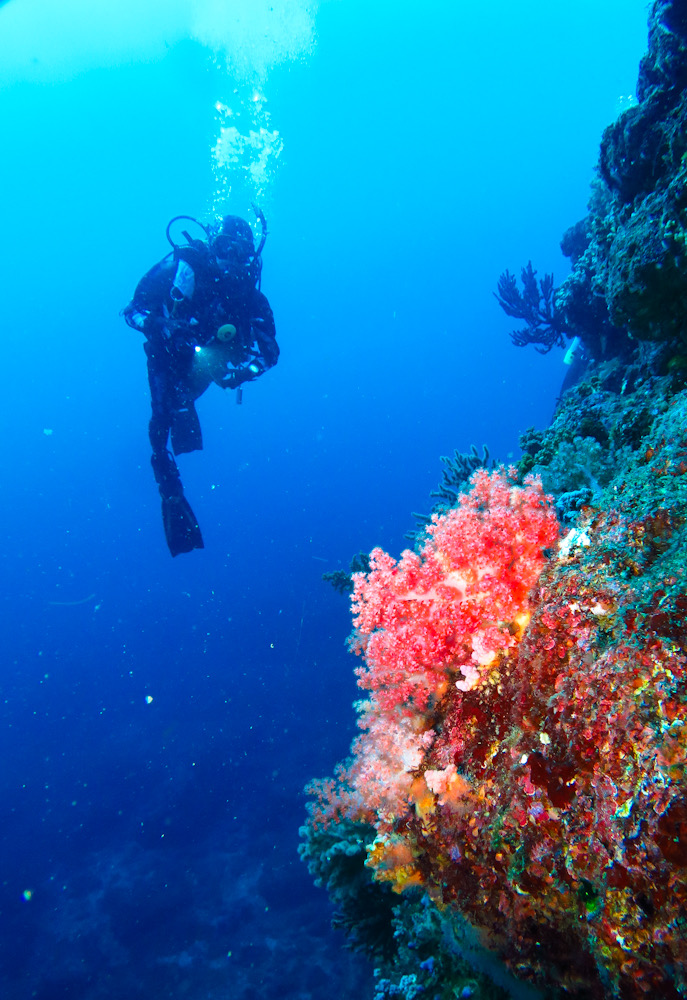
146 351 204 555
170 399 203 455
148 340 204 456
147 360 181 492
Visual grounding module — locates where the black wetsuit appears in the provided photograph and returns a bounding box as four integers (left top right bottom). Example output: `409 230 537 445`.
124 247 278 555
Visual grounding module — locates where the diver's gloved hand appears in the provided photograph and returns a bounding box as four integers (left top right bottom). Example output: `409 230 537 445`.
219 368 254 390
166 319 199 349
219 371 246 390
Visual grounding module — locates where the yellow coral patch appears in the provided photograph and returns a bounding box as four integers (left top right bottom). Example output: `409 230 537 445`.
410 776 436 819
365 833 424 893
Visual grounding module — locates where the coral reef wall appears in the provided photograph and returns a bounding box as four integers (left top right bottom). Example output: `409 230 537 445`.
302 3 687 998
559 0 687 356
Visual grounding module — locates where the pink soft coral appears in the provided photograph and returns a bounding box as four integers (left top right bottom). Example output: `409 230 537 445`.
351 468 559 710
309 468 559 828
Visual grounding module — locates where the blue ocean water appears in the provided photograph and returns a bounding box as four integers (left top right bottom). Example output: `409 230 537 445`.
0 2 649 997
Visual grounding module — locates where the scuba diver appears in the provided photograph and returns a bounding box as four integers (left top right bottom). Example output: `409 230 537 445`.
123 210 279 556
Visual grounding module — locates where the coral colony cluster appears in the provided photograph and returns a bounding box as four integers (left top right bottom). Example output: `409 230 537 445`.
305 452 687 998
301 2 687 997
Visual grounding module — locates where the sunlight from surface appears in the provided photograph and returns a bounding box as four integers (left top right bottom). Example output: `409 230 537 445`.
0 0 318 208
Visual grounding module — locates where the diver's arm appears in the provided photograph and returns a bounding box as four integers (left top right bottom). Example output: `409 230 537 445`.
217 293 278 390
250 292 279 371
123 256 179 340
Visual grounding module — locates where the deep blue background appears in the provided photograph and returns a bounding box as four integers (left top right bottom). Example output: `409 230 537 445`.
0 2 649 996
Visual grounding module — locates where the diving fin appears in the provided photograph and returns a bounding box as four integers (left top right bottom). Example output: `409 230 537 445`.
161 494 204 557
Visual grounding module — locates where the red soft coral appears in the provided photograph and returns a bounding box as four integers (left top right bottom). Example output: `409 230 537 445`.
321 468 560 827
351 468 559 711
